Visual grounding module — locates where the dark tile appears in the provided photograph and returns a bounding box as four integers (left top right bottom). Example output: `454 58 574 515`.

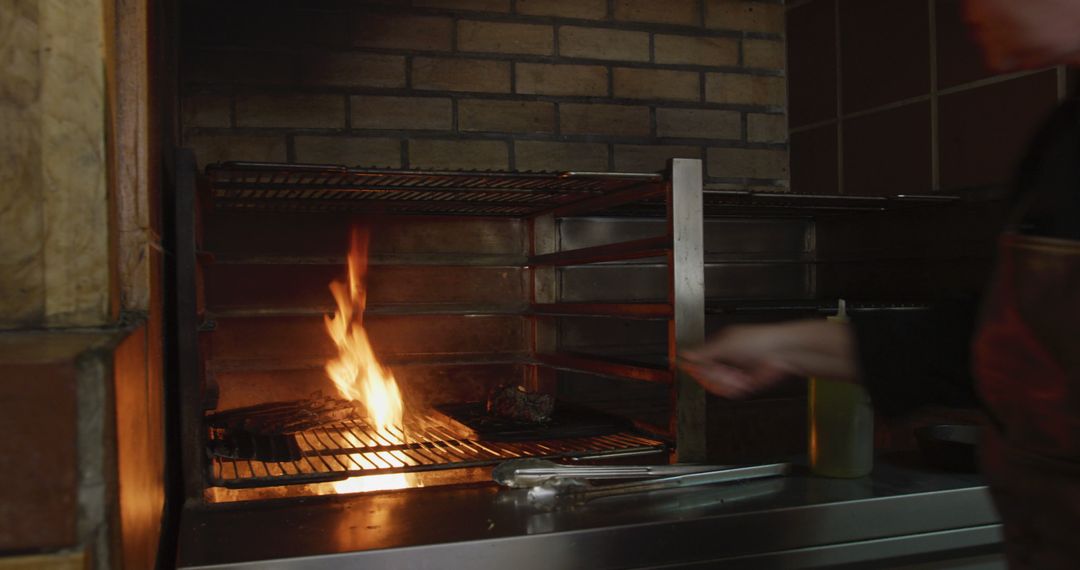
839 0 931 113
843 101 931 196
790 124 839 194
787 0 838 128
936 0 995 88
939 71 1060 191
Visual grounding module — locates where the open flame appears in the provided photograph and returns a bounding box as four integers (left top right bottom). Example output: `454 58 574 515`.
330 473 412 494
324 227 405 436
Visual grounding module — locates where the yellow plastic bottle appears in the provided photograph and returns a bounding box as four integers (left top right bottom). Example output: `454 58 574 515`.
808 300 874 477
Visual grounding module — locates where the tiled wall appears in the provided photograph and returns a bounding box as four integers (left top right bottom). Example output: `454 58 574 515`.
181 0 787 187
787 0 1066 197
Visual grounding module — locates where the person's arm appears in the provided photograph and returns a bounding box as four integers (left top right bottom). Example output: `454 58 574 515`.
679 319 857 399
680 304 981 417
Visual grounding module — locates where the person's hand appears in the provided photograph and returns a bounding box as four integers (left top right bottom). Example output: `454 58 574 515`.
964 0 1080 71
679 320 858 399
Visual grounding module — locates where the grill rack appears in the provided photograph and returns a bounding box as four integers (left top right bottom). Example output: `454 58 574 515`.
206 162 662 217
209 415 665 488
205 162 960 218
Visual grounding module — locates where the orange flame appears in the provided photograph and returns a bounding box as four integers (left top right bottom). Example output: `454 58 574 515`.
331 473 413 495
324 227 404 436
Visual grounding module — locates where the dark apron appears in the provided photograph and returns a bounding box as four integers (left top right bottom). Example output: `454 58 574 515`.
974 232 1080 569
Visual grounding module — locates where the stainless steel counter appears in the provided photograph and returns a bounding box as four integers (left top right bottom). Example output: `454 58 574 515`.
177 456 1002 569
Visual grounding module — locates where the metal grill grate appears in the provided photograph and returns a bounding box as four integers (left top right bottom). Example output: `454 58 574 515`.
206 162 662 217
205 162 959 218
209 415 665 488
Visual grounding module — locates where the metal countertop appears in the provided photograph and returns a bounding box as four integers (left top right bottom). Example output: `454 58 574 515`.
177 455 1001 569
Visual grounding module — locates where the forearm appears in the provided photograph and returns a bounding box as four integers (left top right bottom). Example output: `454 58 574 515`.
770 320 859 382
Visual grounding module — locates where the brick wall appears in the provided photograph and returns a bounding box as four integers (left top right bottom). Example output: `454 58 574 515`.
787 0 1067 197
180 0 787 187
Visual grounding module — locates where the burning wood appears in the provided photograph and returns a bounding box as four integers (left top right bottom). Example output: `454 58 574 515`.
205 395 362 461
206 395 364 435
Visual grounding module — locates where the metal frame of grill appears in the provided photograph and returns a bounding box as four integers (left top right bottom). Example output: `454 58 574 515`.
210 416 663 488
174 156 708 499
180 156 965 498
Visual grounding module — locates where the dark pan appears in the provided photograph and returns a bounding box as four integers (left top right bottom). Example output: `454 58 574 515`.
914 424 982 473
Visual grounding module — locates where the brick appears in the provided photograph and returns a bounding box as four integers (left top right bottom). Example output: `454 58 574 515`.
297 53 406 88
614 144 702 172
517 0 607 19
707 147 788 179
559 26 649 62
656 108 740 139
351 14 453 51
747 113 786 142
294 136 401 167
743 39 785 69
560 103 650 136
615 0 700 26
459 99 556 133
182 94 231 128
705 0 784 34
655 35 739 66
185 135 287 165
414 0 511 11
184 49 295 85
516 63 608 96
235 94 346 128
0 357 78 551
412 57 511 93
351 96 453 130
613 68 700 101
515 141 608 171
458 21 553 55
705 73 785 106
410 139 509 170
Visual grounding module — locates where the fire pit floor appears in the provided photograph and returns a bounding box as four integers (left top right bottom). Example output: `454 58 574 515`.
209 415 664 488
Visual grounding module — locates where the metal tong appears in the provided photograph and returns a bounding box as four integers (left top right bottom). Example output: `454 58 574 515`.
492 458 727 488
493 459 791 505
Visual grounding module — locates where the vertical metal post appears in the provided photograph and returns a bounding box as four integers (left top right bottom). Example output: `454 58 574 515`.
528 213 558 394
668 159 706 462
171 148 206 501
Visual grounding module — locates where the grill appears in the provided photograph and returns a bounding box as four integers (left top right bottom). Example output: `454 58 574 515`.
205 162 959 218
206 162 662 217
181 155 964 501
210 415 663 488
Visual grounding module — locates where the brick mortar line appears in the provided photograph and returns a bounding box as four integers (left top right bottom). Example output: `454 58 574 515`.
190 13 782 47
184 127 788 150
193 85 784 112
833 0 843 195
187 45 786 76
228 93 237 128
929 0 940 192
343 92 352 130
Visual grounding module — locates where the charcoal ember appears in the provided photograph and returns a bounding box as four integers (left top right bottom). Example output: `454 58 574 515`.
485 384 554 423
